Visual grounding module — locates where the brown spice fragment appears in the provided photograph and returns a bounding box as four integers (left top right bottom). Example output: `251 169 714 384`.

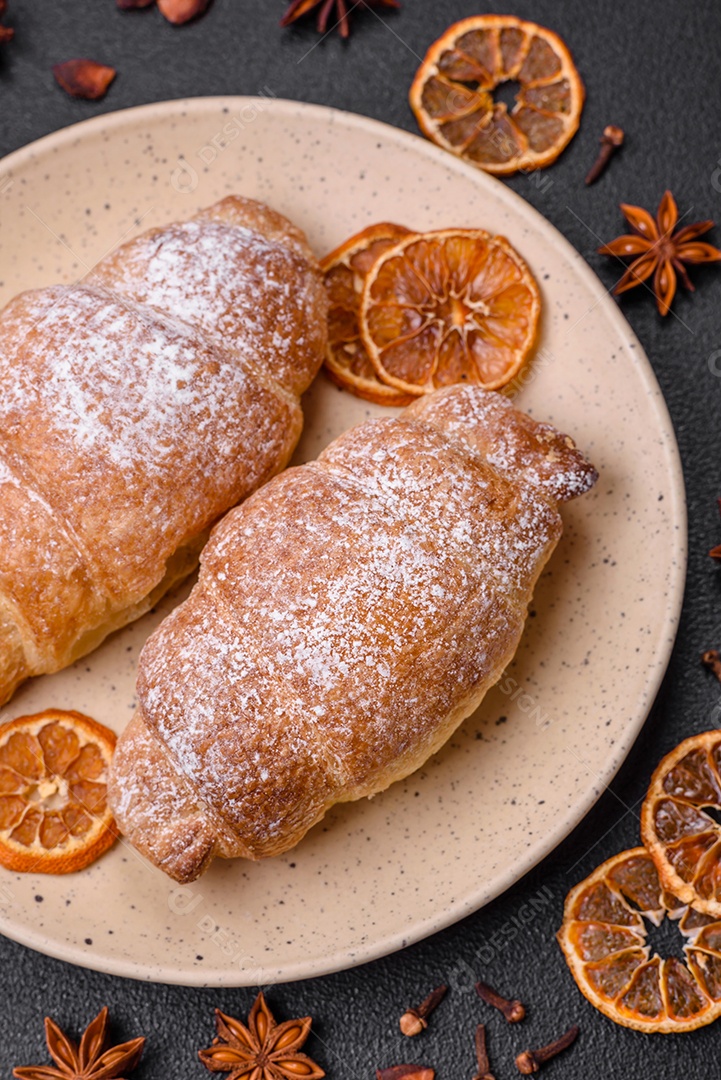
476 980 525 1023
157 0 210 24
377 1068 434 1080
702 650 721 683
399 984 447 1036
711 499 721 557
116 0 155 8
52 59 117 100
515 1024 579 1074
0 0 13 43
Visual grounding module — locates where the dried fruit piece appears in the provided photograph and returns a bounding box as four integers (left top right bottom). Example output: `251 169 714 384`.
157 0 210 24
321 222 415 406
359 228 540 396
558 847 721 1031
52 59 117 100
0 709 118 874
409 15 584 176
641 730 721 915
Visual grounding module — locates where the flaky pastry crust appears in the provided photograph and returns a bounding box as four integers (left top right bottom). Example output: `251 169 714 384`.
109 385 597 882
0 196 327 705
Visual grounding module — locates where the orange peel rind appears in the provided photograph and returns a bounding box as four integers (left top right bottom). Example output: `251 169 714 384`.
321 222 416 407
0 708 118 874
558 846 721 1032
409 15 585 176
359 227 540 396
641 729 721 918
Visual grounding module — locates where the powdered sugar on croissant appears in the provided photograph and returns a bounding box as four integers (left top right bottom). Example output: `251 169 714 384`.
0 196 327 705
109 385 597 882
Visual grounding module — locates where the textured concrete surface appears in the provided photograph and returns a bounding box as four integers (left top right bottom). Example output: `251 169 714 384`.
0 0 720 1075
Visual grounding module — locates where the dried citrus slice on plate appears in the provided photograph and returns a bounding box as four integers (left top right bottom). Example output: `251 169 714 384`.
0 709 118 874
558 847 721 1031
409 15 584 175
641 730 721 917
359 228 540 395
321 222 415 406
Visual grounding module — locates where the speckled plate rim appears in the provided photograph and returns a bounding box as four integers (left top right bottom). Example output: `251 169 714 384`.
0 97 687 986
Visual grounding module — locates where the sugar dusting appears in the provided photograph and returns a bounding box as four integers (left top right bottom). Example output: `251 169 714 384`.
0 198 326 689
0 285 279 475
95 218 326 396
121 386 597 867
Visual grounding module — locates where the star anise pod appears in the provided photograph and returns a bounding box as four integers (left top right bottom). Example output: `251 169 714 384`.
13 1006 145 1080
599 190 721 316
280 0 400 40
199 992 325 1080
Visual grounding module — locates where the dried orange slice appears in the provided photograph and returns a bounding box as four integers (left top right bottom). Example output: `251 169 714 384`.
0 709 118 874
409 15 585 176
558 847 721 1032
641 730 721 917
321 222 416 406
359 228 540 396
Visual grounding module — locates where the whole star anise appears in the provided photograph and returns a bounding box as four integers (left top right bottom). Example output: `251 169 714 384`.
280 0 400 40
599 190 721 315
199 992 325 1080
13 1007 145 1080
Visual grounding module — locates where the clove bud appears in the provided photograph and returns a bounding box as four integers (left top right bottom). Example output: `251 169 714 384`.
472 1023 495 1080
515 1024 579 1074
702 649 721 683
585 125 624 185
399 984 447 1036
476 981 525 1023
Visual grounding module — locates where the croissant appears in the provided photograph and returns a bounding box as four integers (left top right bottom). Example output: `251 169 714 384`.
0 196 327 706
108 385 597 882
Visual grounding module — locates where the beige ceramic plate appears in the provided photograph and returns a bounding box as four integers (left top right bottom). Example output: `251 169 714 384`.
0 98 685 986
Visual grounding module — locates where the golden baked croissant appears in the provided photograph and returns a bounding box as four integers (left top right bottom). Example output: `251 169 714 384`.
109 385 597 882
0 196 326 706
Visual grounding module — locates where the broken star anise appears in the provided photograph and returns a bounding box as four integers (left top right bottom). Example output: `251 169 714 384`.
280 0 400 40
199 992 325 1080
599 190 721 316
13 1006 145 1080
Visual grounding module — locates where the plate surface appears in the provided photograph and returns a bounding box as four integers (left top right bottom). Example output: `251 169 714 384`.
0 97 685 986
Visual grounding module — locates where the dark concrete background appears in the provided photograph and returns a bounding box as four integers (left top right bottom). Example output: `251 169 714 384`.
1 0 720 1075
